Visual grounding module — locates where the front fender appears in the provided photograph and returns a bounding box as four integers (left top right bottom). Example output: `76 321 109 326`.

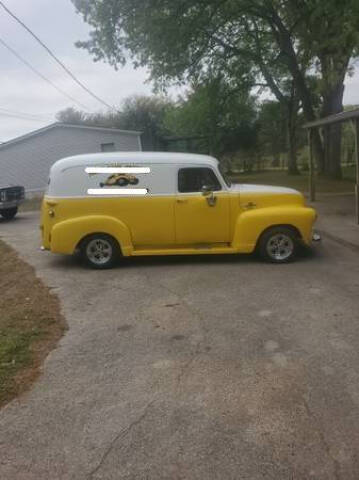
51 215 133 255
232 206 316 253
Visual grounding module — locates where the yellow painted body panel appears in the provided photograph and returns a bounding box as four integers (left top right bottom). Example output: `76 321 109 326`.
42 196 175 255
229 192 316 252
175 193 230 243
41 190 316 257
232 205 316 252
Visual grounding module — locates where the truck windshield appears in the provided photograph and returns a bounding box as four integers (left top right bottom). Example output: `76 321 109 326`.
218 164 232 187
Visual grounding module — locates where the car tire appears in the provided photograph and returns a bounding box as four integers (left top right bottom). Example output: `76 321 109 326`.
258 226 298 264
80 234 120 269
1 207 18 220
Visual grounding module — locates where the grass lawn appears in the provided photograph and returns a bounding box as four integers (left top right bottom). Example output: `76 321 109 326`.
0 240 66 408
231 168 355 194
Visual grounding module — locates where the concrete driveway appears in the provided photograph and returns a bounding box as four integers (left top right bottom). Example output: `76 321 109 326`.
1 212 359 479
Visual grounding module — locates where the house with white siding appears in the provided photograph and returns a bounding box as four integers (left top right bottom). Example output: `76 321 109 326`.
0 123 142 193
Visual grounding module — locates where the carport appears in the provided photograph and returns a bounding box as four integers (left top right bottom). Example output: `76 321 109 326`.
304 109 359 223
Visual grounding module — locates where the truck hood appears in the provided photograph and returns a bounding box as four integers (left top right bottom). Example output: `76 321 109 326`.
230 183 300 195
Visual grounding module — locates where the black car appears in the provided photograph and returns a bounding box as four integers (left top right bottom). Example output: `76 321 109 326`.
0 185 25 219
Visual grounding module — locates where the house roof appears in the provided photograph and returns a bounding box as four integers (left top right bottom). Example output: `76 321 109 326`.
0 122 141 150
304 108 359 129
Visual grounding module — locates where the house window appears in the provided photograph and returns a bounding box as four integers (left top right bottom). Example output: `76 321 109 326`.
101 142 115 152
178 168 222 193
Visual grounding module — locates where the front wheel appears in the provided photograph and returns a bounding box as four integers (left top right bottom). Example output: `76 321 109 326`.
1 207 18 220
80 234 120 269
258 227 298 263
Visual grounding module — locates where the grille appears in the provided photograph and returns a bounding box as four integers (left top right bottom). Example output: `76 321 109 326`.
1 187 25 201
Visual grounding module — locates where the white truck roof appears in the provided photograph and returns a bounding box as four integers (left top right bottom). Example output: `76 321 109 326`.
51 152 219 173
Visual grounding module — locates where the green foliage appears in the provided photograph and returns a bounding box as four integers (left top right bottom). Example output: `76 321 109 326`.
57 95 172 149
164 77 258 157
72 0 359 177
57 85 259 159
114 95 173 148
72 0 359 90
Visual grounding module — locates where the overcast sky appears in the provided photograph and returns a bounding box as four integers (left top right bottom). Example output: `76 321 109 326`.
0 0 157 142
1 0 359 142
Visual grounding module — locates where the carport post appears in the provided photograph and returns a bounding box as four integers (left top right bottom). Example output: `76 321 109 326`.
354 119 359 224
307 128 316 202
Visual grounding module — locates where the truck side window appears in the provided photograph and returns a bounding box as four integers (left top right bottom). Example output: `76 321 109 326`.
178 168 222 193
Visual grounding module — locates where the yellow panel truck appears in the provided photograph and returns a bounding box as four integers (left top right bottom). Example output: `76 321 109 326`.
41 152 317 269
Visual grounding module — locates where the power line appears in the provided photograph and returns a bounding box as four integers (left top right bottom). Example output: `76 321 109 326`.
0 112 49 122
0 107 53 122
0 107 52 119
0 37 90 111
0 1 115 111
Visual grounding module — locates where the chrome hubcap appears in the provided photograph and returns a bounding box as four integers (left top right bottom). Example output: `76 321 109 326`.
266 233 294 261
86 238 112 265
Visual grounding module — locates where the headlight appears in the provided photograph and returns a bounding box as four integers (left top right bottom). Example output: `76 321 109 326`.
0 191 6 202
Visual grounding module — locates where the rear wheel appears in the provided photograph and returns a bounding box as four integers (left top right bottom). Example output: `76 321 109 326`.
258 226 298 263
81 234 120 269
1 207 18 220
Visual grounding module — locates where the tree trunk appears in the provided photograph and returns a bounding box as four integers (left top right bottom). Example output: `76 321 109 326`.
287 83 300 175
311 129 325 174
321 82 345 179
288 121 299 175
268 11 326 174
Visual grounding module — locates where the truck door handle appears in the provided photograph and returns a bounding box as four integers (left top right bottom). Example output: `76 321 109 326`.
176 199 188 204
206 195 217 207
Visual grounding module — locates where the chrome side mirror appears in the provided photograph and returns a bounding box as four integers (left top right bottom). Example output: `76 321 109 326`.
201 185 213 196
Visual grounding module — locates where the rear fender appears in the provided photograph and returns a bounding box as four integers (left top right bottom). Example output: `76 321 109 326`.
51 215 133 256
232 206 316 253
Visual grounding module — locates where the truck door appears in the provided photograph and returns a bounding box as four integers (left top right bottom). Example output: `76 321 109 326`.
175 167 230 244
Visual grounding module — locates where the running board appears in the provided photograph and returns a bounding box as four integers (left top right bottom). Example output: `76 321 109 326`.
131 246 237 256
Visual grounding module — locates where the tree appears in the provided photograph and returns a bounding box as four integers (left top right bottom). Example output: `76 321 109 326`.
165 76 258 159
72 0 359 178
56 107 87 125
56 95 172 150
117 95 172 149
290 0 358 177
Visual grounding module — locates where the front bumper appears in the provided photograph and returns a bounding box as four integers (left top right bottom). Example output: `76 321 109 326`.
0 200 23 209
